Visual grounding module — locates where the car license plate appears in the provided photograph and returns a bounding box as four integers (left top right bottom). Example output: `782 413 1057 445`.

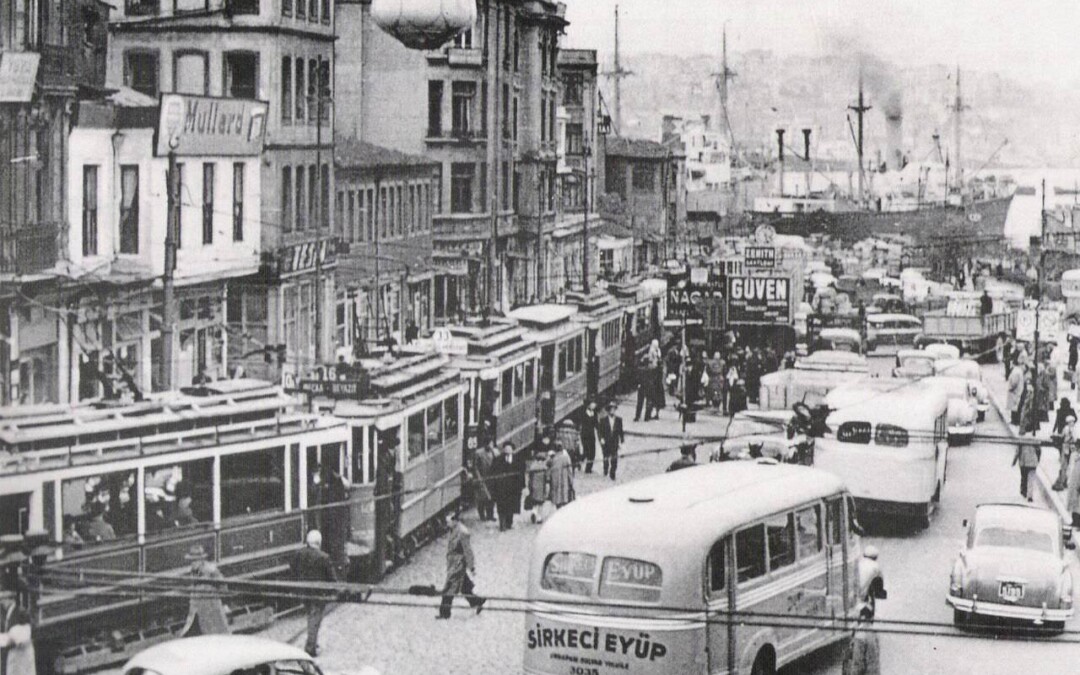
999 581 1024 602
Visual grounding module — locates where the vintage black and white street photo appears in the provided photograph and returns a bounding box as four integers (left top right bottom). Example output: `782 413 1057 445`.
2 1 1080 673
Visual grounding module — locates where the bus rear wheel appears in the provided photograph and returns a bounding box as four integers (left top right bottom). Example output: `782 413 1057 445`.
750 647 776 675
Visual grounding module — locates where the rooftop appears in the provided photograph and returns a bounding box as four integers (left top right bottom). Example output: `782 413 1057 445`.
335 136 438 170
605 136 672 159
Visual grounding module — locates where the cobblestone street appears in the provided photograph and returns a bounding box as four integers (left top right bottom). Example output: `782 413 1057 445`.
256 399 729 675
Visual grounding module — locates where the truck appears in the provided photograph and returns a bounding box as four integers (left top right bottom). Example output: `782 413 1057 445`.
916 309 1015 362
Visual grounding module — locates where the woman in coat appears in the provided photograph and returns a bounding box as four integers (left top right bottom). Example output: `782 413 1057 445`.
1006 364 1027 428
526 439 552 523
489 443 524 531
546 443 575 509
706 352 726 411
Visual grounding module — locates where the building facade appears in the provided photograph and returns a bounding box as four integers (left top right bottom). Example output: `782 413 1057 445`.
337 0 567 313
106 0 337 385
0 0 109 405
333 138 439 354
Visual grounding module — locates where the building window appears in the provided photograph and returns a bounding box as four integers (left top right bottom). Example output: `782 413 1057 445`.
123 51 159 98
501 161 510 210
174 50 208 95
82 165 98 256
280 58 293 125
564 73 583 105
501 84 510 139
427 81 443 137
549 99 556 143
540 94 547 143
478 163 487 213
320 164 330 230
307 0 316 22
232 163 244 241
224 51 258 99
566 123 583 154
320 0 329 23
295 165 306 230
281 0 290 17
366 188 375 241
295 58 306 122
513 96 519 141
202 163 214 245
307 59 318 125
308 164 317 229
317 59 331 122
450 163 474 214
346 191 355 241
282 165 293 232
633 164 656 191
119 165 139 254
453 27 472 49
451 81 475 137
295 0 303 19
379 187 387 238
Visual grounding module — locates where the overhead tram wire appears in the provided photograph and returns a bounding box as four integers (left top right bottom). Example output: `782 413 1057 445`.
28 567 1080 644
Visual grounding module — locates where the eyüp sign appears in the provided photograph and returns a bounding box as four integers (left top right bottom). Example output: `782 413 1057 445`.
726 276 792 325
156 93 268 157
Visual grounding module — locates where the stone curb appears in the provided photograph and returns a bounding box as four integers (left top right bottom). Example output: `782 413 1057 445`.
984 382 1067 522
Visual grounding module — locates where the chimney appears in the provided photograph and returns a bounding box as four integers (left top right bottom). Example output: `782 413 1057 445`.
885 92 903 171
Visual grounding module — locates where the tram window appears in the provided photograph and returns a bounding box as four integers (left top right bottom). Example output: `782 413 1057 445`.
826 497 844 545
795 505 822 558
513 363 524 399
572 336 583 373
735 524 767 583
708 539 727 593
291 443 303 504
144 458 212 534
61 470 137 547
408 412 425 460
501 369 513 407
557 343 568 382
427 404 444 447
766 513 796 571
524 359 535 395
443 396 459 441
220 447 285 518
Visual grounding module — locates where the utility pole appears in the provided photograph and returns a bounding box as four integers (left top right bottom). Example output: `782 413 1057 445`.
1032 178 1046 434
848 71 871 205
162 144 179 391
583 139 590 294
485 0 500 313
713 22 736 146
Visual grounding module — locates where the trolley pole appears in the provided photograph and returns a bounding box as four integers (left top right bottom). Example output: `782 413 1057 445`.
161 146 179 391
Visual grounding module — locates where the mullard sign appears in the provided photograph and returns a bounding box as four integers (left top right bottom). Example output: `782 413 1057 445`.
156 94 268 157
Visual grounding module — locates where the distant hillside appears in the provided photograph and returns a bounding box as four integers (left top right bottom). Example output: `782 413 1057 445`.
603 50 1080 168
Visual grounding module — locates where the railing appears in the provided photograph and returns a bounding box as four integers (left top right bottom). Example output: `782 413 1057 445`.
0 222 58 275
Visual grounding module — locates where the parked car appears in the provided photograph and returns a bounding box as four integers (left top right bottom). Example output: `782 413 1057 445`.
122 635 341 675
948 503 1075 630
865 313 922 352
710 410 813 465
935 358 990 422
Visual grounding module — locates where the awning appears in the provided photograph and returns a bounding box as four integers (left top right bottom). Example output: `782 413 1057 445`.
596 236 632 251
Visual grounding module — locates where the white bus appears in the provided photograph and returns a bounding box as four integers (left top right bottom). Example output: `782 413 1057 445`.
815 380 950 528
524 461 886 675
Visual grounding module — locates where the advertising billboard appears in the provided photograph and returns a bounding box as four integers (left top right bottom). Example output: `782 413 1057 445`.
156 93 269 157
744 246 776 268
726 276 792 325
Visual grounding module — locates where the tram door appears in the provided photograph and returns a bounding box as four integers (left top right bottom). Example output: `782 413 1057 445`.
0 493 30 536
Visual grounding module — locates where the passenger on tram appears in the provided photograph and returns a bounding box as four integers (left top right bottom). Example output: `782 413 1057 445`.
81 504 116 543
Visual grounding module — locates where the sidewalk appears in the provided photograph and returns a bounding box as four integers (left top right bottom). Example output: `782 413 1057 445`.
981 361 1071 523
609 391 733 442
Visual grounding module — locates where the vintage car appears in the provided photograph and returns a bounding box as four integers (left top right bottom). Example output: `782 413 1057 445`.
817 327 865 355
922 376 979 444
935 358 990 422
123 635 342 675
894 349 937 378
923 342 962 361
948 503 1075 630
710 410 813 465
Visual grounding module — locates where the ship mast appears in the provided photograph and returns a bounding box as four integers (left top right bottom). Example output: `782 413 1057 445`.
848 68 871 205
608 5 634 136
715 22 736 145
950 66 967 200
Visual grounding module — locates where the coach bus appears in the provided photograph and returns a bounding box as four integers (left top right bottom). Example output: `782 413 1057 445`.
525 461 885 675
815 380 950 528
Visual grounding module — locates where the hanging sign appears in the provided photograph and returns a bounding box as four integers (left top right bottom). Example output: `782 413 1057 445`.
156 93 268 156
0 52 40 102
726 276 792 325
745 246 777 268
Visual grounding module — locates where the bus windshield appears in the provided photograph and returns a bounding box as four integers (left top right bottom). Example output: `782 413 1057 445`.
541 552 597 596
598 557 663 603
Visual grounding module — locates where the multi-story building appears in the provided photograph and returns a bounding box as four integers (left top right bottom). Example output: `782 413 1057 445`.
64 92 263 396
0 0 109 404
333 138 439 353
106 0 337 384
601 136 685 271
336 0 567 313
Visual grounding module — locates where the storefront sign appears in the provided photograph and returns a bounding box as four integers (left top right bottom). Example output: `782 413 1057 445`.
279 239 336 276
727 276 792 325
666 277 724 322
1016 308 1062 343
745 246 776 268
0 52 40 102
156 93 268 157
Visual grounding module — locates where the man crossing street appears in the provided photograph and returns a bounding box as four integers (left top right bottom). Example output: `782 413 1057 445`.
599 402 625 480
437 512 485 619
290 530 337 657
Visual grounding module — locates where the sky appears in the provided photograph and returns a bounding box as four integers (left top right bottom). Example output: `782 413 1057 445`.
562 0 1080 86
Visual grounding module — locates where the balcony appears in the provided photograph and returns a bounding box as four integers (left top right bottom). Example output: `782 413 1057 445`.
38 44 75 89
426 128 487 147
433 212 517 241
0 222 59 275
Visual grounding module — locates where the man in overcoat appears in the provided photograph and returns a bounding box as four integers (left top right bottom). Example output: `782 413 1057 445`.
290 530 337 656
437 513 485 619
599 402 625 480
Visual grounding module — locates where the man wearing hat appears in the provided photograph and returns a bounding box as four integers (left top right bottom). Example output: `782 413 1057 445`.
436 511 485 619
290 530 337 657
182 544 229 636
667 443 697 473
0 537 34 675
598 401 625 481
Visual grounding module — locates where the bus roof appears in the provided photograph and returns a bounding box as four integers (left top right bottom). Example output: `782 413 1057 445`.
534 461 847 555
825 380 948 427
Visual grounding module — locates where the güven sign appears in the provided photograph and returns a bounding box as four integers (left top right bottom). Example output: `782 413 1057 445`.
156 93 268 157
726 276 792 325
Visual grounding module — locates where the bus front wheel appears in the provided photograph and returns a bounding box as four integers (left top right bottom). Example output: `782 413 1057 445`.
750 647 776 675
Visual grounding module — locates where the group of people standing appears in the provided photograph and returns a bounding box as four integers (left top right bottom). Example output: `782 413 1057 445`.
470 435 577 532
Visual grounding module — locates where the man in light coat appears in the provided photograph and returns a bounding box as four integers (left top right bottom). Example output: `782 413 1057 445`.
546 441 575 509
1006 363 1027 428
437 513 485 619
